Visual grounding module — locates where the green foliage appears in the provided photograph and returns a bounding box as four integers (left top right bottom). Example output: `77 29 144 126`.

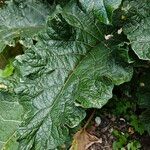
108 97 145 135
111 98 134 116
130 115 145 135
107 85 147 135
112 130 129 149
14 2 132 149
0 0 149 149
127 141 141 150
112 130 141 150
136 70 150 134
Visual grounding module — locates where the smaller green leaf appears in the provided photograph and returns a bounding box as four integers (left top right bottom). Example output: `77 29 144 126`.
112 130 128 150
130 115 145 135
127 141 141 150
123 0 150 60
79 0 122 24
0 90 23 150
0 0 51 52
0 62 14 78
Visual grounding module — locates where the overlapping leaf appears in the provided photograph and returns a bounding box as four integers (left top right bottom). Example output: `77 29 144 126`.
13 1 133 149
0 0 50 52
123 0 150 60
79 0 122 24
0 85 23 150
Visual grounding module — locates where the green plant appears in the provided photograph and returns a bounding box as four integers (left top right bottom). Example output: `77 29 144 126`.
137 70 150 134
110 98 135 117
127 141 141 150
112 130 141 150
112 130 129 150
130 115 145 135
0 0 149 149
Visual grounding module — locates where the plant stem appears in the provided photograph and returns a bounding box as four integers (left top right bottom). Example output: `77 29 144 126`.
83 109 96 130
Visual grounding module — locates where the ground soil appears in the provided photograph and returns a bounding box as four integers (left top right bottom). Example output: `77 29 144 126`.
86 113 150 150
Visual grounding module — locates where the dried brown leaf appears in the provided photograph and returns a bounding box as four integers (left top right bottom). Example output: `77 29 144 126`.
70 129 102 150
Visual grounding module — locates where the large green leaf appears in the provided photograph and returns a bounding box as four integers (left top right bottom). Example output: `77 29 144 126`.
0 0 50 52
0 87 23 150
123 0 150 60
79 0 122 24
13 1 133 149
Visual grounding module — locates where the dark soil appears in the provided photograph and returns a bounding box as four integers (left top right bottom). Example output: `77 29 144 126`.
86 113 150 150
